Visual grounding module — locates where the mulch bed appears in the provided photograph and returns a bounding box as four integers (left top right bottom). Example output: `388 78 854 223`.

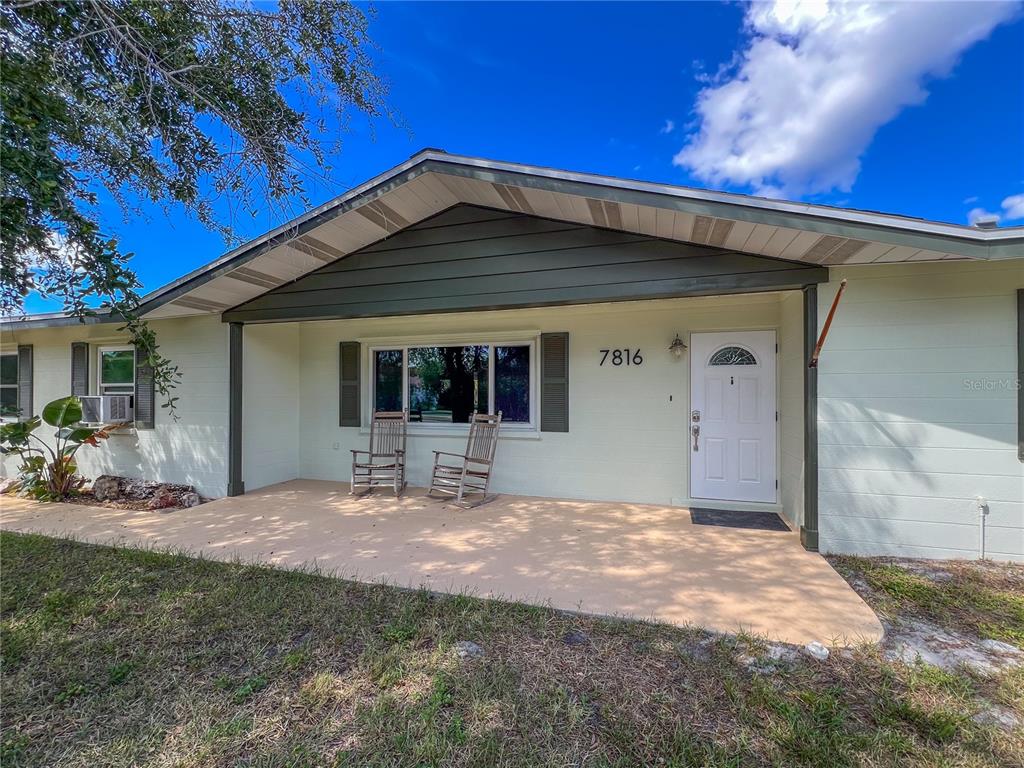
59 492 169 512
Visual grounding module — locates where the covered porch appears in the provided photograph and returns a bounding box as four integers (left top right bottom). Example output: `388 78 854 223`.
0 479 882 645
222 201 828 550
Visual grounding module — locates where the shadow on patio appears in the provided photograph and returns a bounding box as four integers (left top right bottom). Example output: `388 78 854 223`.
0 479 883 645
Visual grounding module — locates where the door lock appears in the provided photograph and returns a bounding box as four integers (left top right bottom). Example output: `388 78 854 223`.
691 424 700 451
691 410 701 423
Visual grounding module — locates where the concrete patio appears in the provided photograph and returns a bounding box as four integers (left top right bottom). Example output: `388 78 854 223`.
0 479 883 645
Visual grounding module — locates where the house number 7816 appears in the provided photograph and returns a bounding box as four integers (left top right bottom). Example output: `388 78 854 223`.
599 349 643 366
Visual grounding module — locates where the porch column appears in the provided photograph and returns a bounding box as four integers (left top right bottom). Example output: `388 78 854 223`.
802 285 819 551
228 322 245 497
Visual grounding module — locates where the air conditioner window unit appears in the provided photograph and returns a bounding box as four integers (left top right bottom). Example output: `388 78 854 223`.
79 395 134 424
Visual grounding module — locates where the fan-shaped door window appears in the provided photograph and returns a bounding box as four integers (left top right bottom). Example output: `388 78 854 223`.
708 345 757 366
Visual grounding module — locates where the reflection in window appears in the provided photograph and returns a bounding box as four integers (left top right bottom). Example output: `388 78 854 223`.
0 353 18 418
373 350 403 411
98 348 135 394
408 346 489 423
495 345 530 422
709 346 757 366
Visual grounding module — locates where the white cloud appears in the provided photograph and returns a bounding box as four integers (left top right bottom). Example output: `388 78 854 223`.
964 193 1024 225
1001 193 1024 220
674 1 1020 196
962 195 979 205
967 207 1000 225
660 119 676 134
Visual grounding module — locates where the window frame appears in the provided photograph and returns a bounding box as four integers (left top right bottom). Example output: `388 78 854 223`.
707 344 759 366
95 345 136 396
0 351 18 423
368 337 538 432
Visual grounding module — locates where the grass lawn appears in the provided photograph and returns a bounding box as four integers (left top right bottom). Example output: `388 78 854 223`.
1 532 1021 767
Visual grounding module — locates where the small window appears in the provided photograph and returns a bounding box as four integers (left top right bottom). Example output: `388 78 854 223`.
373 349 403 411
495 345 530 422
408 345 489 423
97 346 135 395
369 340 534 426
0 352 18 420
709 346 757 366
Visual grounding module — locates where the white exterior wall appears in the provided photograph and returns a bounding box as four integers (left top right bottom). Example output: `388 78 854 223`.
242 324 300 491
298 294 803 511
6 258 1020 563
817 261 1024 561
0 316 230 497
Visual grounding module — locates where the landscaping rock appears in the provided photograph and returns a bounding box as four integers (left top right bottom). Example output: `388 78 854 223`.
147 487 178 510
103 480 205 510
766 643 800 664
123 478 162 500
180 491 202 508
804 641 830 661
0 477 21 494
734 643 802 675
736 651 784 676
883 618 1024 675
563 630 589 647
92 474 121 501
454 640 484 660
979 638 1022 655
972 704 1021 731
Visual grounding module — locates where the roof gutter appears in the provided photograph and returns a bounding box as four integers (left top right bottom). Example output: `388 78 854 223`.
1 311 119 331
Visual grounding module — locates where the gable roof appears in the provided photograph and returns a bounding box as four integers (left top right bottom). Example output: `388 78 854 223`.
5 149 1023 329
222 204 828 323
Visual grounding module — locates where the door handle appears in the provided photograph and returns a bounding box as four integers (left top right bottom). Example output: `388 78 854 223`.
691 424 700 451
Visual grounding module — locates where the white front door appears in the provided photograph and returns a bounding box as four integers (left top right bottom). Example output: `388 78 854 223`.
689 331 777 503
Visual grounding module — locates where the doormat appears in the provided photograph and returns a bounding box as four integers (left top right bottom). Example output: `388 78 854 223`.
689 508 791 532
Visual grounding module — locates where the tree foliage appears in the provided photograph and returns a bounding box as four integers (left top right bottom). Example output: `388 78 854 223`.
1 0 389 413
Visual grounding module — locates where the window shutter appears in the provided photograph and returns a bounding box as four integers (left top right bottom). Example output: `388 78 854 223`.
540 332 569 432
339 341 361 427
16 345 32 419
70 342 89 396
134 345 155 429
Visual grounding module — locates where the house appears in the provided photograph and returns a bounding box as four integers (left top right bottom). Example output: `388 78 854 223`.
2 150 1022 561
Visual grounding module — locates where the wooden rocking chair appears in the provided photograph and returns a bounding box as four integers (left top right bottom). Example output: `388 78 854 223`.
351 410 408 496
428 411 502 507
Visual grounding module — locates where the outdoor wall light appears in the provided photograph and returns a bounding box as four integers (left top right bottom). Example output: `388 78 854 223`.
669 334 687 359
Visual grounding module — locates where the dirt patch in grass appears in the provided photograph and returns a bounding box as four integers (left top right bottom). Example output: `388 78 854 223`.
829 556 1024 648
1 533 1021 767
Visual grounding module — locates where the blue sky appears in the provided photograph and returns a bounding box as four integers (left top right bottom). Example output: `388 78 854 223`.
26 1 1024 312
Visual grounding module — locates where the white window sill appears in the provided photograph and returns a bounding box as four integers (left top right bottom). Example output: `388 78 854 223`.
358 424 541 441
